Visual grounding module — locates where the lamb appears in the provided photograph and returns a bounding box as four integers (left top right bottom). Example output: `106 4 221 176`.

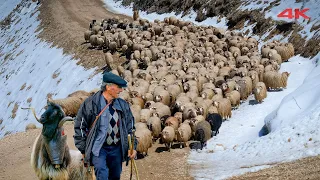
254 82 267 103
30 102 95 180
135 127 153 156
161 126 175 151
176 123 192 148
263 71 290 90
213 98 232 120
194 121 212 150
206 113 222 136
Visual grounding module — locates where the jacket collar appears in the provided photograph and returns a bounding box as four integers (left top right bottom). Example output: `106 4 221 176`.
92 90 123 112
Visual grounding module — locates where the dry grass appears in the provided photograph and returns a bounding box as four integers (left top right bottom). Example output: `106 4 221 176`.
57 78 62 85
52 71 60 79
7 101 13 108
20 83 26 90
27 97 32 103
26 85 32 90
15 49 24 58
11 102 19 119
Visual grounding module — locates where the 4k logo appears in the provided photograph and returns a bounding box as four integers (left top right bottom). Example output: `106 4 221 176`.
277 8 310 19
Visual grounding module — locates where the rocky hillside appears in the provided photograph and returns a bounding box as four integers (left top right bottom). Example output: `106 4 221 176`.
119 0 319 57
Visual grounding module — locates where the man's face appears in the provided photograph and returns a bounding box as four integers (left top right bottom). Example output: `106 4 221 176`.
106 84 123 99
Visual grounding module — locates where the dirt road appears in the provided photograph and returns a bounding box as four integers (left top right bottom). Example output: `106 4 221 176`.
0 123 192 180
37 0 130 70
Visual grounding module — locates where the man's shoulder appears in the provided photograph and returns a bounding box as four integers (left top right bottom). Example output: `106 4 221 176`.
84 90 101 104
115 98 130 109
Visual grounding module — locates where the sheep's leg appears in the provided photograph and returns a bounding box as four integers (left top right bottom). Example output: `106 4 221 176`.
180 142 182 149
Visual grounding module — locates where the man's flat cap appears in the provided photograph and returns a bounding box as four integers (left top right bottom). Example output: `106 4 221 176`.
103 72 127 88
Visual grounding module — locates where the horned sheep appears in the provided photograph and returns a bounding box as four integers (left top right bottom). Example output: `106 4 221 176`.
30 102 95 180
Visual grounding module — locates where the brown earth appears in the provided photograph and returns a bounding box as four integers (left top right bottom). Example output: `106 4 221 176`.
229 155 320 180
36 0 130 72
0 123 192 180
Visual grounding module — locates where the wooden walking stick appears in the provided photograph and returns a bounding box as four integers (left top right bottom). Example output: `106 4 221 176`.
128 133 139 180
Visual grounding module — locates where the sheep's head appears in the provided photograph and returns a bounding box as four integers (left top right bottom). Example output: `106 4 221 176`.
40 101 66 139
41 101 73 167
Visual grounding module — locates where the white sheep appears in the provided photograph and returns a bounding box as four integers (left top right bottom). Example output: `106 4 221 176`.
177 123 192 148
161 126 175 152
225 90 241 109
147 116 162 141
135 127 153 156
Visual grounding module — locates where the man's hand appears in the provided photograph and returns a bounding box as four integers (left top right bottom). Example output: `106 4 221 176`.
128 150 137 159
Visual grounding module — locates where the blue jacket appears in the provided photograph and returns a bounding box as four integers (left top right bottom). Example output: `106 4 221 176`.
74 90 137 165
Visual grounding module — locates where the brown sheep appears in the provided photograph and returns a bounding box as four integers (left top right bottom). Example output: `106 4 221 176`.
165 116 180 132
213 98 232 120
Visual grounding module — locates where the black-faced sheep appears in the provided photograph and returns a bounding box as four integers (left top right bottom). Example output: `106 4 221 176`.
206 113 222 136
30 102 94 180
194 121 212 150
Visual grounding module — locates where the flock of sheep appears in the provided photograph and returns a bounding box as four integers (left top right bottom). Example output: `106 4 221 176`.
52 13 295 155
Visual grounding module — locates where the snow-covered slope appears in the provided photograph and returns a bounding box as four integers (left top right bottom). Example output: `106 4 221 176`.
0 0 101 137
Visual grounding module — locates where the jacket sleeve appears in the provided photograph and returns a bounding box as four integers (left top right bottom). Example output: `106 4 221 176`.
126 102 138 150
74 101 89 154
